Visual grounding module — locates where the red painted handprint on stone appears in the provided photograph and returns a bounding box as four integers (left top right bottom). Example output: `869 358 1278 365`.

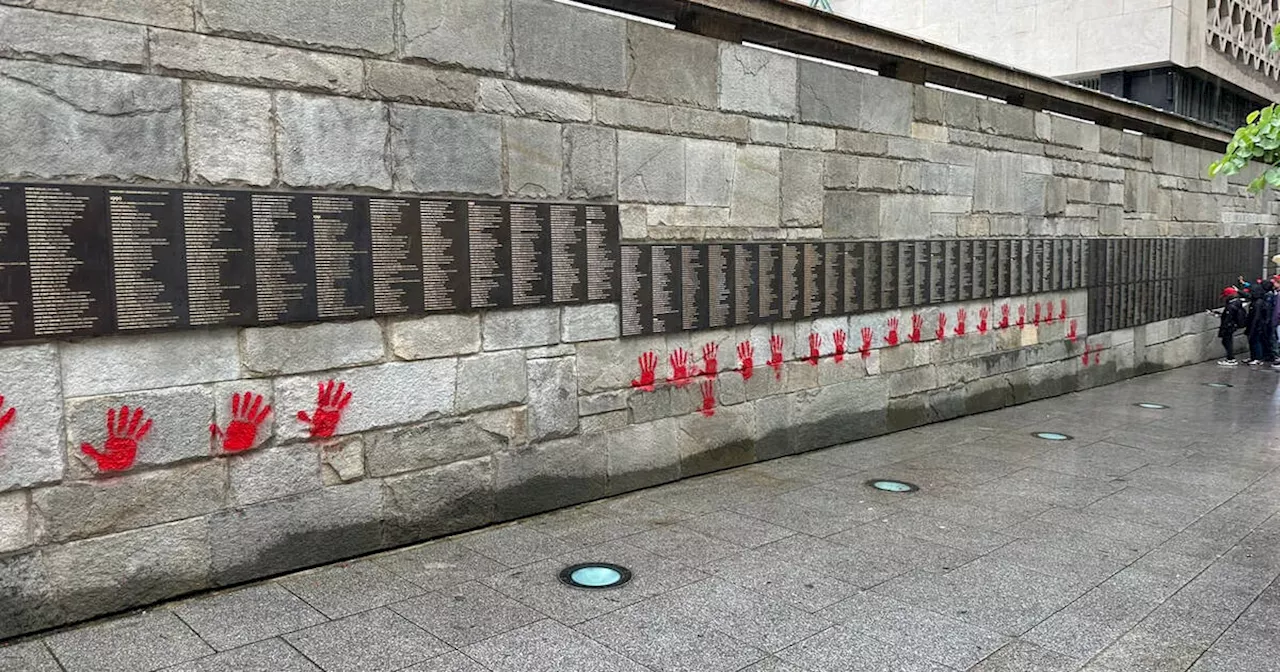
999 304 1010 329
81 405 152 473
833 329 847 364
736 341 754 381
700 342 719 378
297 380 352 440
1067 320 1079 343
909 314 923 343
1059 299 1068 322
631 351 658 391
955 309 967 337
1017 305 1027 330
860 327 873 360
211 392 272 453
978 307 990 335
807 333 822 366
886 318 900 346
668 348 693 388
699 379 716 418
768 335 784 380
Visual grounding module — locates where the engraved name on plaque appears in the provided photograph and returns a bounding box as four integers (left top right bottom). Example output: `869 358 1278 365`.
707 243 731 329
467 201 509 309
508 203 551 307
369 197 423 316
650 245 681 333
26 185 113 337
312 195 373 320
253 193 316 324
183 191 255 327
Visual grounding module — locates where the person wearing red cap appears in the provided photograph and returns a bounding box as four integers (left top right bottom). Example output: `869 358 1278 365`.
1212 286 1246 366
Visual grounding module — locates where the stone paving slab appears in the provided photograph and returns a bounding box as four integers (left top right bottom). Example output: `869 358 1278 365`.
4 362 1280 671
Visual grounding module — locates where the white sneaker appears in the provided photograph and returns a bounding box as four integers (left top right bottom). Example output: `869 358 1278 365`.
1219 359 1240 366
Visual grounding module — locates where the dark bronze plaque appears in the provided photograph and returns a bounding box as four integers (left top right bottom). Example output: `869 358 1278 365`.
823 242 842 317
707 243 732 329
23 185 115 338
619 244 649 336
757 243 781 321
420 199 469 312
312 194 374 320
183 191 257 327
107 188 187 331
0 185 33 341
780 243 803 320
732 243 756 326
880 241 899 309
584 204 619 302
844 241 862 314
650 244 681 333
802 243 823 318
861 242 880 312
369 196 423 316
680 244 707 331
508 203 551 307
252 192 317 324
467 200 510 310
928 241 945 304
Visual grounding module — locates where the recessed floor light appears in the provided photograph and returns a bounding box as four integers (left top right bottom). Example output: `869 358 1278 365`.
559 563 632 589
866 479 919 493
1032 432 1073 441
1133 403 1168 409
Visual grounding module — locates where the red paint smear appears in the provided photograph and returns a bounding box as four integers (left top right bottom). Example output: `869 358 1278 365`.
81 405 151 472
631 351 657 391
736 341 754 381
699 379 716 417
211 391 272 453
667 348 693 388
768 335 784 380
297 379 351 439
886 317 900 346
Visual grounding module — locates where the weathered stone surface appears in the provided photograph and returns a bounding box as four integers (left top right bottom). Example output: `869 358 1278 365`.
0 60 182 181
402 0 506 72
150 29 362 94
65 385 214 472
366 416 506 477
0 491 30 553
389 313 481 360
606 418 679 494
0 5 146 68
0 344 62 491
199 0 394 54
685 139 734 207
798 59 862 128
456 351 528 413
482 306 560 350
34 460 225 543
719 43 797 119
618 131 685 203
511 0 626 91
228 443 322 506
729 144 781 228
274 360 456 441
392 104 502 195
781 149 823 228
823 191 880 238
527 357 578 442
240 321 383 376
28 0 193 30
504 117 562 198
860 75 912 136
494 434 608 519
627 22 717 107
209 480 381 585
365 60 477 107
186 81 274 185
382 457 494 545
277 91 391 189
61 331 237 398
562 303 620 342
565 124 616 199
476 79 593 122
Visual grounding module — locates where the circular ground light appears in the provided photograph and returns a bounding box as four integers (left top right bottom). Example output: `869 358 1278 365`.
559 563 632 590
1032 432 1073 441
1133 403 1168 409
866 479 919 493
1205 383 1233 388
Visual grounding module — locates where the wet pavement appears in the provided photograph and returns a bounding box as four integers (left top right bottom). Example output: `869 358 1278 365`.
4 362 1279 672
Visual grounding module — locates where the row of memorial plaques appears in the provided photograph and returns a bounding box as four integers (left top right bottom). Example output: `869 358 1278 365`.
0 183 620 343
621 239 1089 336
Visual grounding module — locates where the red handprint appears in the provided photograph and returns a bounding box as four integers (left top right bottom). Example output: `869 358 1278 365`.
668 348 693 388
81 405 151 472
859 327 873 360
631 351 658 391
955 309 967 337
1017 305 1027 330
701 342 719 377
909 314 923 343
736 341 754 381
1059 299 1068 322
1000 304 1010 329
833 329 847 363
699 379 716 417
0 395 14 438
1067 320 1079 343
978 307 990 335
886 318 900 346
296 380 352 439
768 335 784 380
936 313 948 341
807 333 822 366
211 392 272 453
1033 303 1042 326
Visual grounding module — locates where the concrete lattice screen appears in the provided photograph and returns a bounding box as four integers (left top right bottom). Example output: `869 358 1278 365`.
0 0 1278 640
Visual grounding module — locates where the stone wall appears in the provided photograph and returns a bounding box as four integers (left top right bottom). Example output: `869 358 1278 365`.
0 0 1276 639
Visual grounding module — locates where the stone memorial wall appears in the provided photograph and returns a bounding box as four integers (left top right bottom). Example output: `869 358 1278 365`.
0 0 1277 639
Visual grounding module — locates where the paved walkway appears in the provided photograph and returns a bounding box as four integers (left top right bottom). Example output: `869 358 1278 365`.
4 363 1280 672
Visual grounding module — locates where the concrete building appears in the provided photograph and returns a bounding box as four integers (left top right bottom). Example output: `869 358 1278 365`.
828 0 1280 129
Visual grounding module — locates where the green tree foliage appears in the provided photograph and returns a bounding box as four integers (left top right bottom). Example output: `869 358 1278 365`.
1208 25 1280 192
